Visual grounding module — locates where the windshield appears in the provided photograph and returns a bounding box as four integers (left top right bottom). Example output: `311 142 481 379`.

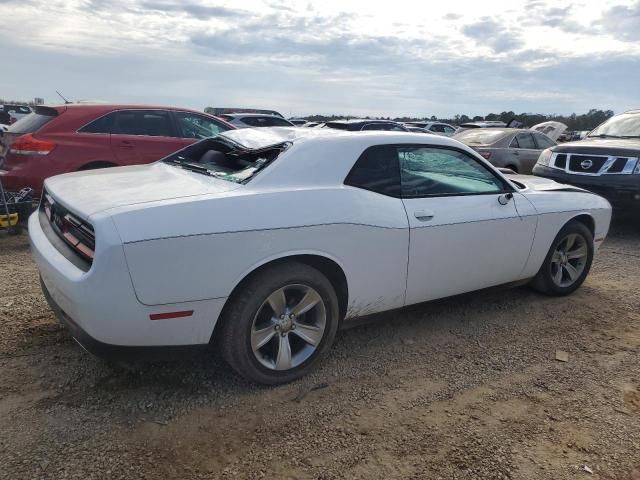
162 137 289 184
454 129 508 144
589 113 640 138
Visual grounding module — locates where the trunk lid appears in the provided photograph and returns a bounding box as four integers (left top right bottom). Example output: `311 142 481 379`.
44 162 242 220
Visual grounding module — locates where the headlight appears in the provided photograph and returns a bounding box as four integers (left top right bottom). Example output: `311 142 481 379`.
537 148 553 166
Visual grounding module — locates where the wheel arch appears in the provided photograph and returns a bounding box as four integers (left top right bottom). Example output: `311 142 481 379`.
212 252 349 341
566 213 595 237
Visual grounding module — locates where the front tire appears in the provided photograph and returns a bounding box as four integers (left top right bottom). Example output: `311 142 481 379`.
530 220 594 296
218 262 340 385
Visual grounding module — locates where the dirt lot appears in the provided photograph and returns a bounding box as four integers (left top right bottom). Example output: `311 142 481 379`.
1 214 639 480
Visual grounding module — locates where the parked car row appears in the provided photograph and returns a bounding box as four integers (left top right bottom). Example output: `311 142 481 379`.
0 104 32 125
1 102 638 210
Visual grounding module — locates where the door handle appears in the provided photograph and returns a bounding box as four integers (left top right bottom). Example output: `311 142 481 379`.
414 210 435 221
513 150 520 155
120 140 134 148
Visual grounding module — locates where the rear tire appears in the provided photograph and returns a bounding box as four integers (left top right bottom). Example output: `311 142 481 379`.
530 220 593 296
218 262 340 385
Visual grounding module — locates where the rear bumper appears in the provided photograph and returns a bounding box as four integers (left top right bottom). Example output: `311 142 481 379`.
40 277 207 362
532 165 640 206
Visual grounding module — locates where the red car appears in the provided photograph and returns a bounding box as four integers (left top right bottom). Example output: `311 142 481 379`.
0 104 234 194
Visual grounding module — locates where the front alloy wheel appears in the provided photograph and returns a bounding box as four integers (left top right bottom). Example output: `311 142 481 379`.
550 233 589 288
530 220 594 296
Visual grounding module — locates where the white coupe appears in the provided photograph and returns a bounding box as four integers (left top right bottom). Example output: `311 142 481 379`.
29 128 611 384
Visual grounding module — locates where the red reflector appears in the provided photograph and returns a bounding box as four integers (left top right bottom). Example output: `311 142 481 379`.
149 310 194 321
479 151 492 159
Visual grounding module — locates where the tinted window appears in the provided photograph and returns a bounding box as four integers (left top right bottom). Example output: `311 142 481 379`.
114 110 173 137
175 112 228 139
79 112 117 134
399 147 504 197
516 133 536 149
509 136 520 148
430 124 445 132
533 133 555 149
344 145 401 196
443 126 456 134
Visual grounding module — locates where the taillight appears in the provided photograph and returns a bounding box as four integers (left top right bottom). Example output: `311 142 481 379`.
9 116 17 124
478 150 492 160
9 133 56 155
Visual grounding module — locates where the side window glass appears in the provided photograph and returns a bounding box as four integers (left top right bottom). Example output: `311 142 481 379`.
115 110 173 137
79 112 117 134
399 147 505 197
175 112 226 139
443 126 455 134
361 123 383 131
114 111 138 135
344 145 401 196
431 125 445 132
516 133 536 149
509 136 520 148
534 133 555 149
139 111 173 137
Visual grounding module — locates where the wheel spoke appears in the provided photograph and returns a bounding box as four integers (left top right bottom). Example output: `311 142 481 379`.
292 322 323 347
275 335 292 370
267 288 287 317
552 251 562 264
567 244 587 260
290 288 321 317
564 263 579 281
563 234 577 252
251 324 276 350
553 264 563 284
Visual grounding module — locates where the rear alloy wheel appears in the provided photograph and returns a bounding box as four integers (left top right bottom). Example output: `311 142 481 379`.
219 262 339 385
530 220 594 296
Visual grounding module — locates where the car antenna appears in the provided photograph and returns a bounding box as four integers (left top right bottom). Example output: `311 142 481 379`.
56 90 72 104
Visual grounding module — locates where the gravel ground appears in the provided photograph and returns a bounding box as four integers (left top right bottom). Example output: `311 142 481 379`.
0 213 639 480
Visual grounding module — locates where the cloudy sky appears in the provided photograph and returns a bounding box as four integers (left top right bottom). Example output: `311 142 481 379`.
1 0 639 117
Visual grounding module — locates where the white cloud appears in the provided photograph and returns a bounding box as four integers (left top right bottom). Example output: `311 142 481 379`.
1 0 639 116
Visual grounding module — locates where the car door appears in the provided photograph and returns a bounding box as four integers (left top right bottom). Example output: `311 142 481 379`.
398 145 537 305
510 132 540 174
111 110 184 165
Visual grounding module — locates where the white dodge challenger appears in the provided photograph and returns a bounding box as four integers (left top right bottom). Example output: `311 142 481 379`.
29 128 611 384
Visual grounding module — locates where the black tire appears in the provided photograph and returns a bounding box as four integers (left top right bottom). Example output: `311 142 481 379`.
530 220 594 296
218 261 340 385
506 164 519 173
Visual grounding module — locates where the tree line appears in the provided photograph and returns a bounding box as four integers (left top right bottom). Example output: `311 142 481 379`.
305 109 615 131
